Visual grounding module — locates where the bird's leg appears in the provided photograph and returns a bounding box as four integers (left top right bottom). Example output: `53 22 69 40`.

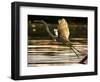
67 40 81 53
65 40 80 58
71 45 81 53
70 46 80 59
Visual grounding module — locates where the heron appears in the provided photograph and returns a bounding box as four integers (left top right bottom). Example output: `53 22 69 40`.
40 19 81 58
57 18 81 58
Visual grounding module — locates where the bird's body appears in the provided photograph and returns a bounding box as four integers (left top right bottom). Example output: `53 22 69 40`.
57 18 80 58
58 18 70 41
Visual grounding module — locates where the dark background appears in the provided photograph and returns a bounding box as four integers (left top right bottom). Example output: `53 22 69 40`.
28 15 88 39
28 15 87 24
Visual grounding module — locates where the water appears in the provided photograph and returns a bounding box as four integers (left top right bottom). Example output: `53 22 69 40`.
28 39 87 67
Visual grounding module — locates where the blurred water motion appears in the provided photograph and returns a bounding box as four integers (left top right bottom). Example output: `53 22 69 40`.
28 38 87 67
